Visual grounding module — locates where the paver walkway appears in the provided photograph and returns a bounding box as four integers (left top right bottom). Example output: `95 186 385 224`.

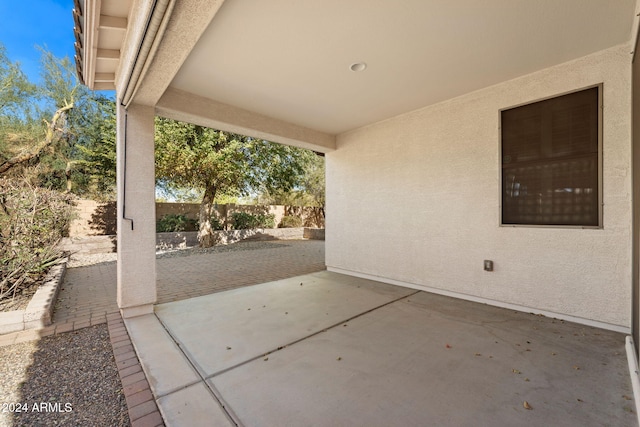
0 239 325 426
56 240 325 329
0 239 325 346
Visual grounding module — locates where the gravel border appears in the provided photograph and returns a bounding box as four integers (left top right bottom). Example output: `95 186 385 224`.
0 238 308 427
0 324 129 427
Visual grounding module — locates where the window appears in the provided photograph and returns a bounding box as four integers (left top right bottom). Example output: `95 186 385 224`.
501 86 601 227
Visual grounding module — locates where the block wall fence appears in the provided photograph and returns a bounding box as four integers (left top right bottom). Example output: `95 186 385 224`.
69 199 324 237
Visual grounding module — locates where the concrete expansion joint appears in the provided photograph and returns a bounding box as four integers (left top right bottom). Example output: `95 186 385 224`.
204 289 423 381
154 379 201 400
153 312 240 426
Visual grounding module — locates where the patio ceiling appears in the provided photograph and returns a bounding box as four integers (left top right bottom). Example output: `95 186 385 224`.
77 0 637 135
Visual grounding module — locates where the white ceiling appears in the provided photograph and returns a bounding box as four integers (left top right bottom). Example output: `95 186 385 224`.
169 0 636 135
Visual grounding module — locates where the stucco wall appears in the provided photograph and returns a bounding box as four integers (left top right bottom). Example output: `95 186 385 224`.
326 44 632 330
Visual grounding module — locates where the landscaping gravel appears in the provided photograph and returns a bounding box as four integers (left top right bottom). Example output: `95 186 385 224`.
0 324 129 427
0 238 299 427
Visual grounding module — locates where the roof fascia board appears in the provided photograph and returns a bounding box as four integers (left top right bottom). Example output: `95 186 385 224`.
127 0 227 107
120 0 175 107
83 0 99 88
114 0 157 96
156 88 336 153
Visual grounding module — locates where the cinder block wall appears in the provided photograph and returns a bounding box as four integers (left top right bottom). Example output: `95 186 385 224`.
70 200 324 237
69 200 117 237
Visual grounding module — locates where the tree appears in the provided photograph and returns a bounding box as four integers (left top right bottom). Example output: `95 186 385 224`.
0 44 40 176
73 95 116 199
258 153 325 208
0 45 116 198
155 118 313 247
0 44 36 119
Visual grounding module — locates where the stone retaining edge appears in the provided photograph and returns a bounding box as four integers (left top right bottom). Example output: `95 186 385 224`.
0 260 67 334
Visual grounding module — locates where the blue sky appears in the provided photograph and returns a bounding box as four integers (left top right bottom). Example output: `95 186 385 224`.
0 0 76 83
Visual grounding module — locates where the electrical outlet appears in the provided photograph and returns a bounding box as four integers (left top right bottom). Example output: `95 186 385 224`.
484 260 493 271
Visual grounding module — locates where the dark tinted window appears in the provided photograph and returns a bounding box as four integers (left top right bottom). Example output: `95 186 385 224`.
501 87 599 226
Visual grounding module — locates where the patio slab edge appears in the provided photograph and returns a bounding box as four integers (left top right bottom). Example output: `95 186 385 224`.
0 260 67 335
625 336 640 427
327 266 631 334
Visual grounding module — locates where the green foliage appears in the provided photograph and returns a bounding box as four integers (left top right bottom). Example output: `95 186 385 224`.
155 118 312 246
0 44 37 120
73 96 117 199
0 44 116 198
231 212 275 230
257 153 325 207
156 184 203 203
279 215 303 228
0 178 74 305
156 214 199 232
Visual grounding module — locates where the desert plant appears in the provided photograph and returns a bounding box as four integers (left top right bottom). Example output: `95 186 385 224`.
156 214 199 232
230 212 275 230
279 215 303 228
0 178 74 306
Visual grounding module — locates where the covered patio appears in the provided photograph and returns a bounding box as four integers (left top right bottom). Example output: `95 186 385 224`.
73 0 640 425
125 271 633 426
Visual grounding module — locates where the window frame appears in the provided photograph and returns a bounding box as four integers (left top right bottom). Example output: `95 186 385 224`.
498 84 603 229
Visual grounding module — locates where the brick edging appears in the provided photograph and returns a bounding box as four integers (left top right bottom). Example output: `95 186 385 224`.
107 313 165 427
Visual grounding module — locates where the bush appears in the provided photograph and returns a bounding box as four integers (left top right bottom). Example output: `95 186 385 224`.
201 215 223 231
231 212 275 229
0 178 75 305
156 214 198 232
279 215 303 228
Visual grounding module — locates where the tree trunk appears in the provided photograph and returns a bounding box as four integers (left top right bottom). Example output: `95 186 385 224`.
65 160 73 193
198 185 218 248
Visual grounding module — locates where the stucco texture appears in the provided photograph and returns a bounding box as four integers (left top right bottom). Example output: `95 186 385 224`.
326 44 632 329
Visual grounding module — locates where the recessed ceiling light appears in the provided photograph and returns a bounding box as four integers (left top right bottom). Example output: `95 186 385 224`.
350 62 367 72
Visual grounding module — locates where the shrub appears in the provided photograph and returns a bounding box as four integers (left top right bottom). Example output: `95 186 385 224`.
231 212 275 229
0 178 75 305
156 214 199 232
202 215 223 231
279 215 303 228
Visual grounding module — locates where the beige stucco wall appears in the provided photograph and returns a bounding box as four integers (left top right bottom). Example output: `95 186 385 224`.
326 44 632 330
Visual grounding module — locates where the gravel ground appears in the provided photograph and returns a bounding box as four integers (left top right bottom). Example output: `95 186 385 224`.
0 325 129 427
0 239 293 427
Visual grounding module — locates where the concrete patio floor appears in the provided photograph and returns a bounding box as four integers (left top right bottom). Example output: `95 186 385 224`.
124 270 636 427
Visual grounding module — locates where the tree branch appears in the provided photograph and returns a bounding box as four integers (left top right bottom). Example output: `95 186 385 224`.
0 102 73 175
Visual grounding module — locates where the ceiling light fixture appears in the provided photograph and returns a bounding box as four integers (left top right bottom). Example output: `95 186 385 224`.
350 62 367 72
